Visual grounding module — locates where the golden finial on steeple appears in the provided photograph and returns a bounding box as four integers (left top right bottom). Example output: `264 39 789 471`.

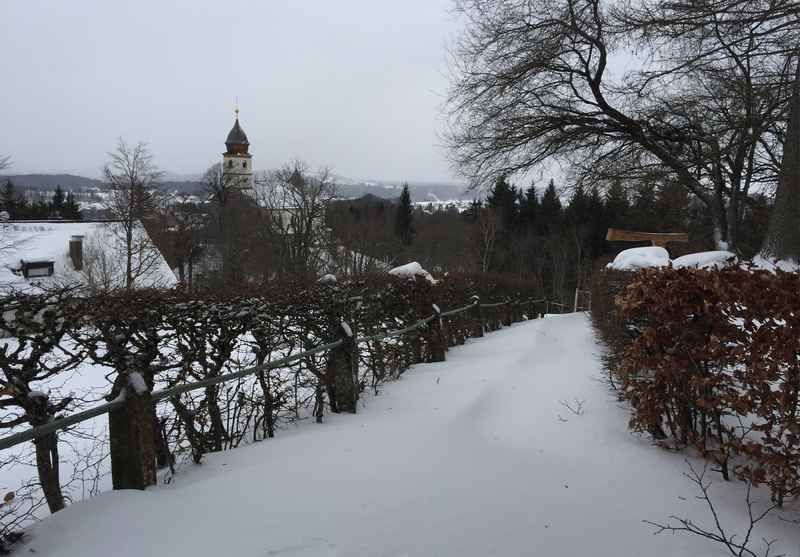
234 96 239 120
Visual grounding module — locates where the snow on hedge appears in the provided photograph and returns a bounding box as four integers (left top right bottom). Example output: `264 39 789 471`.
607 247 670 271
388 261 437 284
672 251 737 270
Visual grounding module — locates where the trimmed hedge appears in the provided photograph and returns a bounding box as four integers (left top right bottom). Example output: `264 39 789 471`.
598 265 800 504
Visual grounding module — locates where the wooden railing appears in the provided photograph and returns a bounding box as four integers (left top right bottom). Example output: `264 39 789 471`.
0 295 582 491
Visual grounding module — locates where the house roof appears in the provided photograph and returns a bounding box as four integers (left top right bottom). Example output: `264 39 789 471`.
0 220 177 293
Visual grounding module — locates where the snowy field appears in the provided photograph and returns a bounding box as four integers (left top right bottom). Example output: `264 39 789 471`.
19 314 800 556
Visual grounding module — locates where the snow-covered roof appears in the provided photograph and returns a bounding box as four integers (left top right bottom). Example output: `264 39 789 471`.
0 221 176 293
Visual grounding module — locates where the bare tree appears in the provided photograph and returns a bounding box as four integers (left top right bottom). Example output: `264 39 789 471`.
256 161 335 279
103 139 164 289
0 154 10 173
446 0 799 250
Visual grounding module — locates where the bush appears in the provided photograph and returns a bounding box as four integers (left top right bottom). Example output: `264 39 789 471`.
612 266 800 503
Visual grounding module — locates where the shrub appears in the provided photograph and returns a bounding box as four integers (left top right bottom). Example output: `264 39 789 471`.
613 266 800 503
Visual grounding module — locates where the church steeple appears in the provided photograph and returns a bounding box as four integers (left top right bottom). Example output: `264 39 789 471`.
225 109 250 155
222 106 254 193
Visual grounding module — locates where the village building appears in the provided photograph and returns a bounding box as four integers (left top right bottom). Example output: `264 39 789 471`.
0 219 176 292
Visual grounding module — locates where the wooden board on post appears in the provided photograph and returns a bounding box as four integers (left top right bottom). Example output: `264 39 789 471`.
605 228 689 249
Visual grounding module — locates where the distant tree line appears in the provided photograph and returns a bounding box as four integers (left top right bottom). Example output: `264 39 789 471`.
328 175 772 303
0 180 81 220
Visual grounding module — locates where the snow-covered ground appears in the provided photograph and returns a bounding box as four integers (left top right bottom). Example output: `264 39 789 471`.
19 314 800 556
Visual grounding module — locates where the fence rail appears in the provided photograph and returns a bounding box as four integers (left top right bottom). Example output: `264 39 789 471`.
0 293 586 489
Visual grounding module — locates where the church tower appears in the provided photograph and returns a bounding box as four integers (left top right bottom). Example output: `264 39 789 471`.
222 108 254 193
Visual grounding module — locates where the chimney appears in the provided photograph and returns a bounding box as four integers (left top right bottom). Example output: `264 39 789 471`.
69 235 84 271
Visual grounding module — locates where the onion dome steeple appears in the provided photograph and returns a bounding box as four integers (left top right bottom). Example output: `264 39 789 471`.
225 107 250 155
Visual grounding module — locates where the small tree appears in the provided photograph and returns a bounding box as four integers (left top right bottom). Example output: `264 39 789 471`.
103 139 163 290
394 183 415 248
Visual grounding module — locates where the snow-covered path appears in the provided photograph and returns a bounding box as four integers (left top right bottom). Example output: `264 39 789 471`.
23 314 800 556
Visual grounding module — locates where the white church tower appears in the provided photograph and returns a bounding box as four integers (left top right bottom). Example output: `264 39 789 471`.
222 107 254 193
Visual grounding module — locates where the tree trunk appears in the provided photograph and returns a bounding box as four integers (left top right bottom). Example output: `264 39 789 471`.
125 221 134 290
764 55 800 260
35 432 65 513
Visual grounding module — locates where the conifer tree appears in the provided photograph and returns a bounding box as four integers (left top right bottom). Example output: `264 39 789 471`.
519 185 539 232
604 180 630 230
539 180 562 234
51 185 65 217
62 192 81 220
395 183 415 247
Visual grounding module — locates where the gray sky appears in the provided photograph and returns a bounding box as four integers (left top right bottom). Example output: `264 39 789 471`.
1 1 460 182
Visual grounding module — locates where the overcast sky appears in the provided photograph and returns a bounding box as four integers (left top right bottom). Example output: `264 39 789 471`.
1 1 461 182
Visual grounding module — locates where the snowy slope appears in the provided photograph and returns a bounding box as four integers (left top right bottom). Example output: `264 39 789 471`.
21 315 800 556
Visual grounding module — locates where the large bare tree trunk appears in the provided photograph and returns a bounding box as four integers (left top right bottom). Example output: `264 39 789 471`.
765 56 800 260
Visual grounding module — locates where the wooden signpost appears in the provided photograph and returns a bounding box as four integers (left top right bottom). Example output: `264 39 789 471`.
605 228 689 249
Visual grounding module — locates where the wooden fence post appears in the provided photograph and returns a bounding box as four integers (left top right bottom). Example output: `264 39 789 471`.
109 375 156 491
471 295 484 338
428 304 447 362
327 322 358 414
454 314 466 345
503 298 513 326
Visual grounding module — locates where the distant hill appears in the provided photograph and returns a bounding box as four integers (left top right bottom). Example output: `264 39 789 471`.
0 174 104 190
0 173 477 202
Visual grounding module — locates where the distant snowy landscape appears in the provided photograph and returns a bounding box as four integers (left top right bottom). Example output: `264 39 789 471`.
17 314 800 557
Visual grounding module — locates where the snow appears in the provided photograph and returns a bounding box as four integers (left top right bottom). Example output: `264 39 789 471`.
607 246 670 271
0 221 176 292
388 261 437 284
19 315 800 557
127 372 148 395
672 251 737 270
340 321 352 338
318 274 337 285
751 254 800 272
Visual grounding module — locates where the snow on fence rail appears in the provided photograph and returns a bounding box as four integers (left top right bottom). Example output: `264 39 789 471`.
0 294 580 494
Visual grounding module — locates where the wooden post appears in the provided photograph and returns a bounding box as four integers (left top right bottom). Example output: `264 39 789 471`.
109 377 156 491
503 298 513 326
326 322 358 414
454 314 466 345
428 304 447 363
471 295 484 338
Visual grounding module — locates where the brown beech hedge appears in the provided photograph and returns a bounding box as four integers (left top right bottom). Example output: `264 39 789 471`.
607 265 800 504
